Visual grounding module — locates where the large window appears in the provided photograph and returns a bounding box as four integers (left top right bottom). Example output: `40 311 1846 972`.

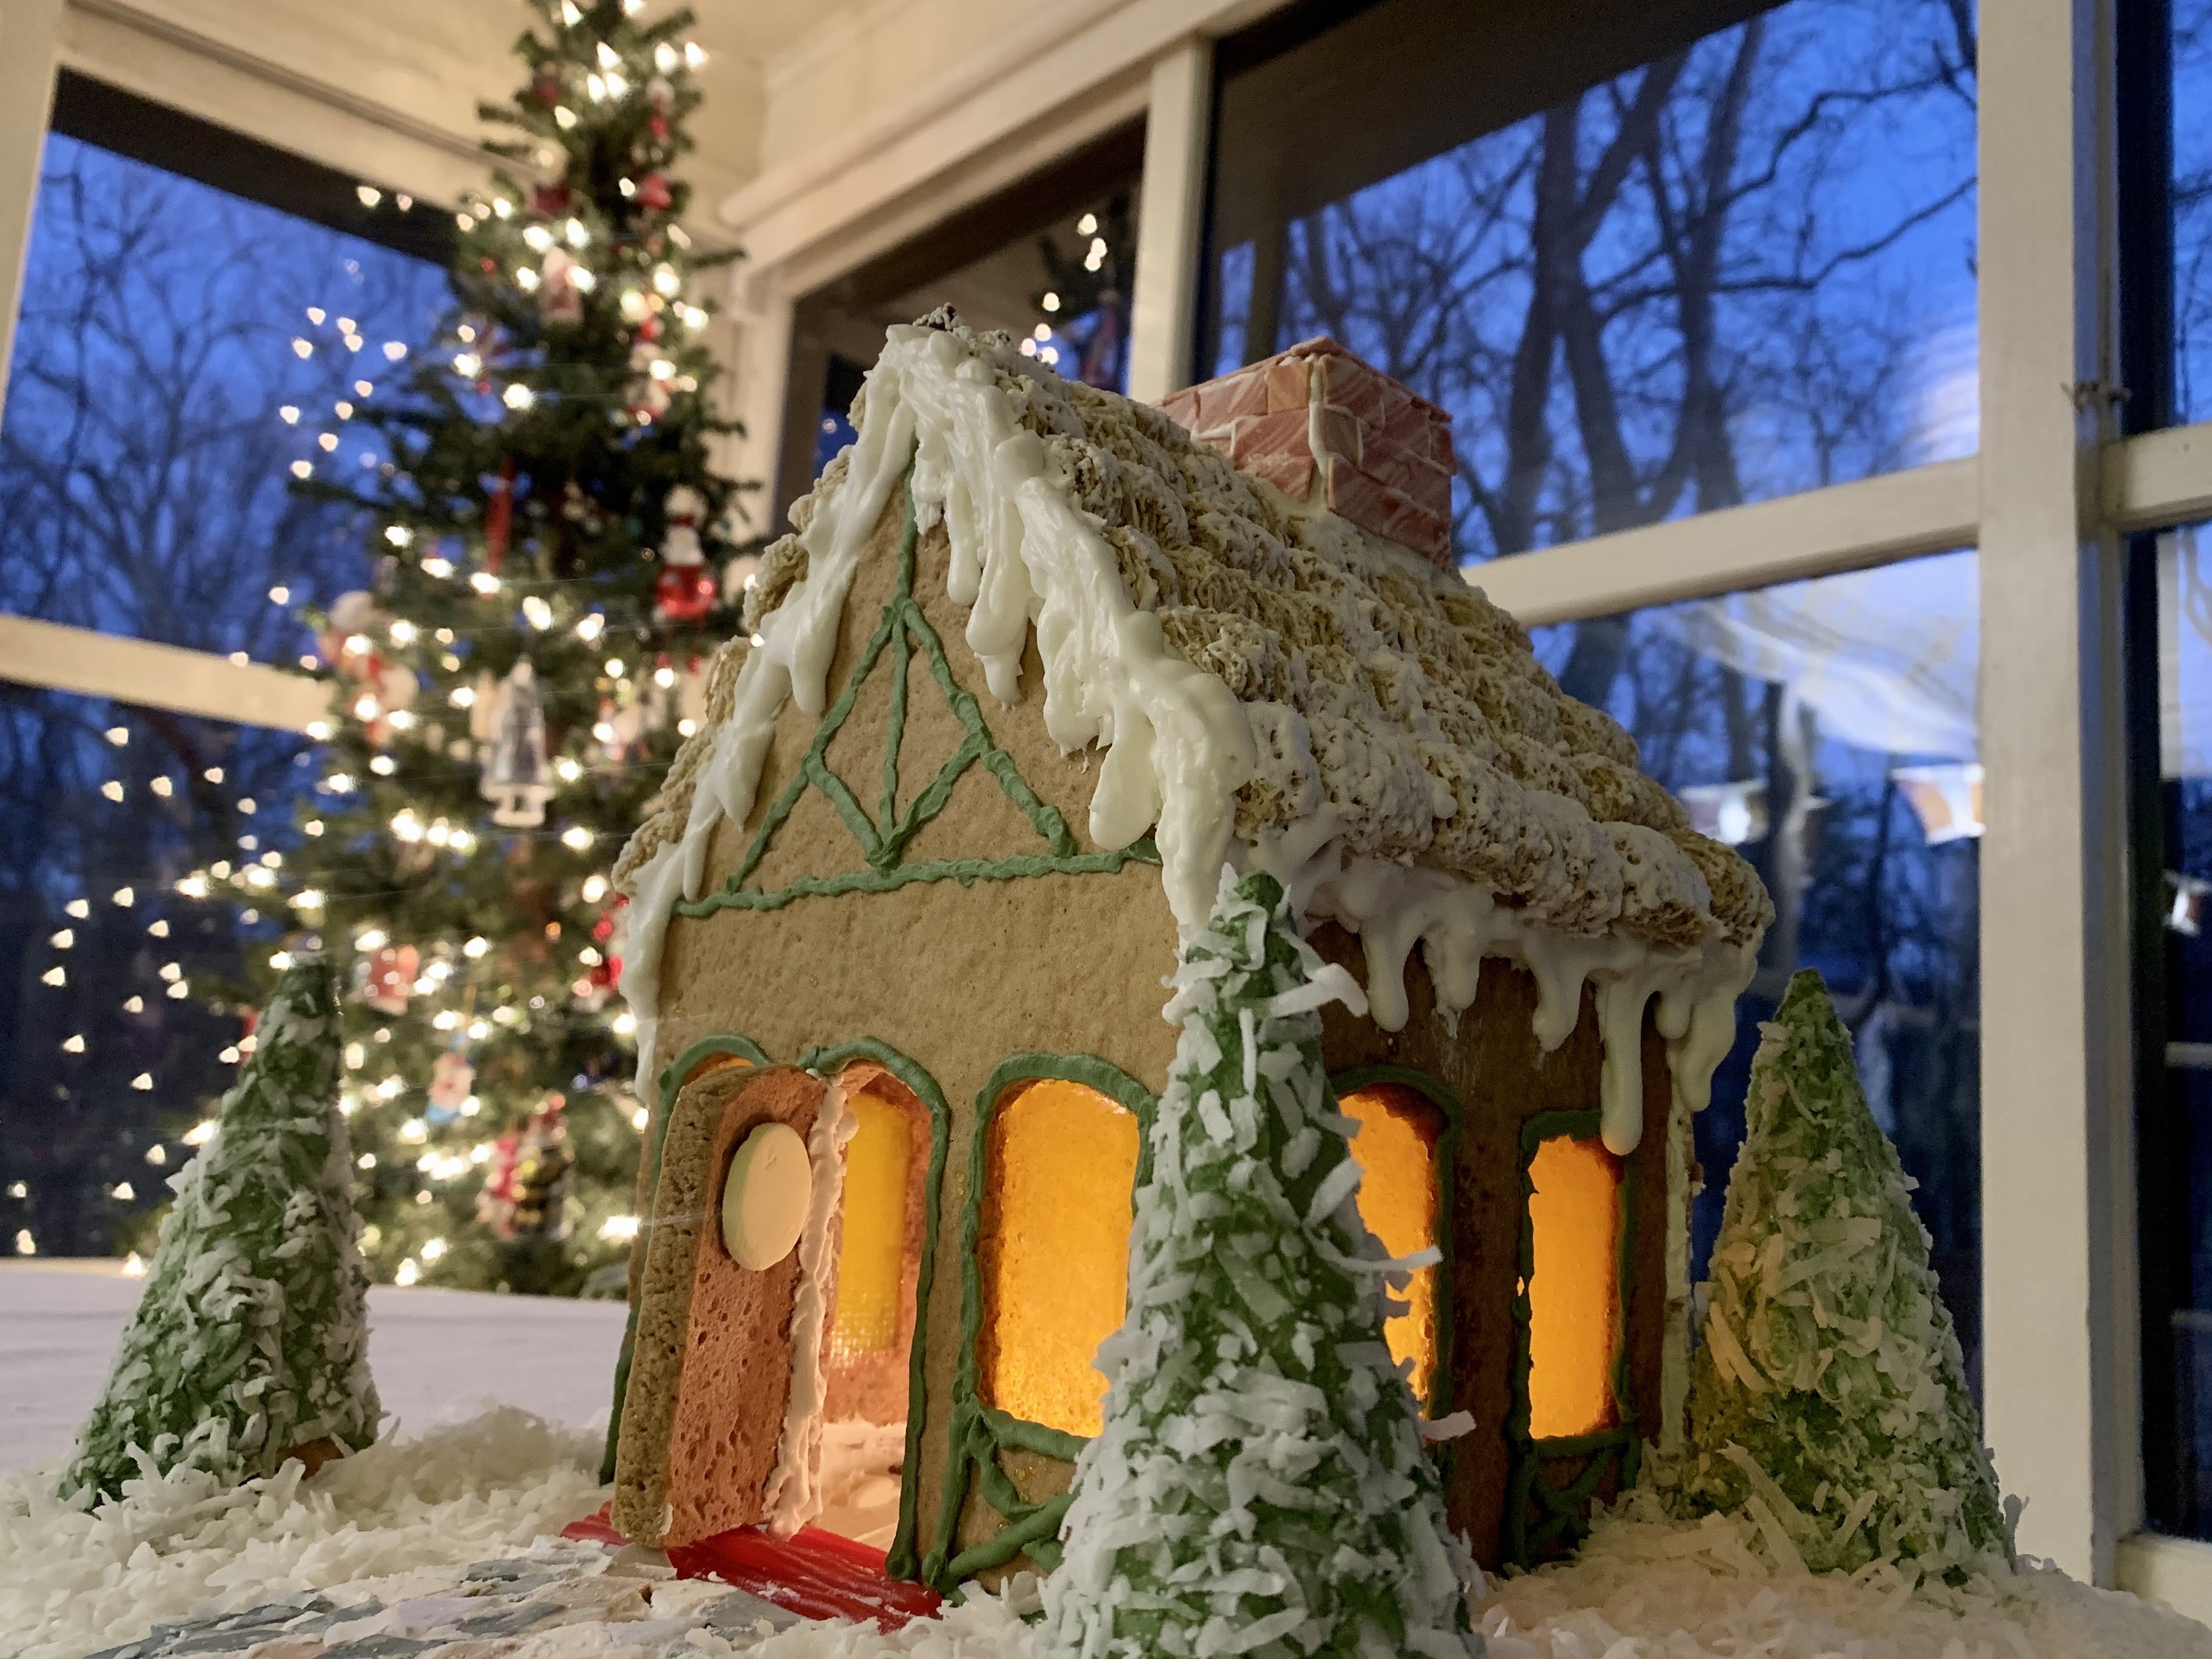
0 688 314 1261
1200 0 1977 565
1530 552 1984 1386
1 80 450 666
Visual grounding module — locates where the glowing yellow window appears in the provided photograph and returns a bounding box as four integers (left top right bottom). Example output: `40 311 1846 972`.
975 1078 1139 1438
828 1071 922 1362
1338 1084 1443 1406
1526 1135 1624 1441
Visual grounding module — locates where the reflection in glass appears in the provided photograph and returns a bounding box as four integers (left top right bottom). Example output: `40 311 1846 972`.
0 135 449 661
0 687 314 1262
1529 551 1983 1391
1201 0 1977 564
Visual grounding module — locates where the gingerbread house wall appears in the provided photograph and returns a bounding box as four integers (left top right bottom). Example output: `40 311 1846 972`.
647 494 1184 1576
644 488 1688 1576
1309 925 1682 1566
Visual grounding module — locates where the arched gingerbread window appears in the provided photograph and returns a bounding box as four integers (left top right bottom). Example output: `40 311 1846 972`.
1332 1068 1459 1414
822 1063 933 1429
974 1073 1143 1438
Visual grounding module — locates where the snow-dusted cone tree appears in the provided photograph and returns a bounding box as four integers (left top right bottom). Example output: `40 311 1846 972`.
63 956 380 1501
1042 871 1479 1659
1672 968 2008 1577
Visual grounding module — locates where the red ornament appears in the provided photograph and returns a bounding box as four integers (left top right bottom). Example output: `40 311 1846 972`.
360 944 419 1016
532 183 571 215
480 257 498 274
635 172 672 211
485 458 516 572
531 73 561 107
654 563 716 624
636 314 661 343
649 115 669 141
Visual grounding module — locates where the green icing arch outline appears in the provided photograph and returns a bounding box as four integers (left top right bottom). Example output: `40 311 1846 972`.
594 1031 952 1588
1326 1064 1465 1419
1504 1106 1641 1565
673 477 1160 925
925 1051 1159 1589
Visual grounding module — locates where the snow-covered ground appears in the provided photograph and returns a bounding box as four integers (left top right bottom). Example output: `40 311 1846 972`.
5 1261 2210 1659
0 1260 628 1474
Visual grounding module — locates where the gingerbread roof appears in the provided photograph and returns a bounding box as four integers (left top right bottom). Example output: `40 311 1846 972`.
617 315 1770 1154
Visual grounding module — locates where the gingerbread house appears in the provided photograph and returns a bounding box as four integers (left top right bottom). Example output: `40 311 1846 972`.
600 315 1769 1589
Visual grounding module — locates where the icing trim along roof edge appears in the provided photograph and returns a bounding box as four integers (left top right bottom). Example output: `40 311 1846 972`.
615 319 1767 1154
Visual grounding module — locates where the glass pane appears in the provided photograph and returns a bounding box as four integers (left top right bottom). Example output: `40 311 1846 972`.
0 134 449 661
0 686 315 1262
1203 0 1978 564
2176 5 2212 421
779 126 1144 515
2144 524 2212 1536
1529 550 1983 1392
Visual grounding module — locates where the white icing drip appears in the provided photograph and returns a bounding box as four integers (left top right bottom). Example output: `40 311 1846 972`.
1250 831 1757 1157
760 1081 858 1536
618 324 1261 1060
613 323 1761 1165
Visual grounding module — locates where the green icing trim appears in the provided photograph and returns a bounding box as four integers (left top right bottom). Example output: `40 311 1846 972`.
602 1034 778 1483
1327 1065 1465 1419
674 476 1148 926
790 1037 955 1583
923 1051 1158 1590
1504 1106 1639 1565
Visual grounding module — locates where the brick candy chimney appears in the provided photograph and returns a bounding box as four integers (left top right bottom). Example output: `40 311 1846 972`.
1154 336 1455 567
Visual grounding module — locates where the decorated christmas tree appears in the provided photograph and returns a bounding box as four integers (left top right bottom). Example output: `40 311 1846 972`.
1042 871 1480 1659
62 956 379 1501
1668 968 2009 1579
196 0 748 1295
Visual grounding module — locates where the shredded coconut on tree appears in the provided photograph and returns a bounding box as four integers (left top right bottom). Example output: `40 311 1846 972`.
1657 968 2009 1579
1042 869 1480 1659
62 954 382 1502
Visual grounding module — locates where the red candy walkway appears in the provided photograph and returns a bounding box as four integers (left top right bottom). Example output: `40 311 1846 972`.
563 1505 944 1629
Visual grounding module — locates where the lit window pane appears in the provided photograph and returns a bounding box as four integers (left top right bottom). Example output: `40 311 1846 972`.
1526 1135 1623 1441
0 133 448 661
1529 549 1983 1393
1339 1083 1442 1405
1201 0 1977 564
976 1077 1139 1437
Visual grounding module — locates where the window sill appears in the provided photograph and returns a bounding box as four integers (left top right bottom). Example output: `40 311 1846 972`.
2113 1530 2212 1628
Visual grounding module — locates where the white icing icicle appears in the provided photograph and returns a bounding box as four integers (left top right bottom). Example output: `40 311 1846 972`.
616 321 1762 1160
1251 831 1757 1156
760 1080 858 1536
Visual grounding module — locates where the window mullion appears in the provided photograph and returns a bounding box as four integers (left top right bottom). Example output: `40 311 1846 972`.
1976 0 2136 1584
0 0 60 394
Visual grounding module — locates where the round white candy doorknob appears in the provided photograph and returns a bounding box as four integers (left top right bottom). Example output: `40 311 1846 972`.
720 1121 809 1270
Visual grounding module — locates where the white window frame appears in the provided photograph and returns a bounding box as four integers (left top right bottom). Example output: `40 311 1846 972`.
6 0 2212 1618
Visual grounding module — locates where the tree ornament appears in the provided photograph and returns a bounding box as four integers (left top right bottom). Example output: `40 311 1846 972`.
484 460 517 570
316 591 383 673
1044 870 1481 1659
627 338 673 422
1666 969 2011 1579
426 1043 475 1123
477 1115 527 1240
634 171 672 211
508 1092 574 1240
530 73 561 108
653 484 714 623
538 246 585 326
61 956 379 1500
531 180 571 215
480 659 555 827
357 943 419 1015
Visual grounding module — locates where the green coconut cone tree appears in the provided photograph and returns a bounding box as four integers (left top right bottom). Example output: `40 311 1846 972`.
1042 870 1479 1659
63 956 380 1501
1670 967 2009 1579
